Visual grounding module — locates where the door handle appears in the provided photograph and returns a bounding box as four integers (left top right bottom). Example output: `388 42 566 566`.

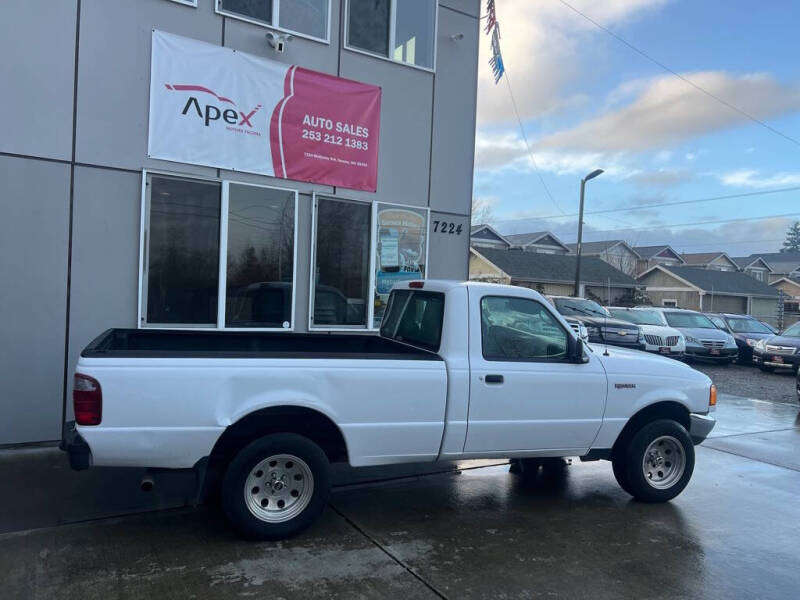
485 374 504 384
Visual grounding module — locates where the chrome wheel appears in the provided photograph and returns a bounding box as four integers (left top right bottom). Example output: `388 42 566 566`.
244 454 314 523
642 435 685 490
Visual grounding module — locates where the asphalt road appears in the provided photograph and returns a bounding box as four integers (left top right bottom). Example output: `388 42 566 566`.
693 361 799 406
2 365 799 599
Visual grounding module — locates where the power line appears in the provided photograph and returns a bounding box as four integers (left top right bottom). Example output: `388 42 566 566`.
495 185 800 224
503 68 569 215
555 0 800 148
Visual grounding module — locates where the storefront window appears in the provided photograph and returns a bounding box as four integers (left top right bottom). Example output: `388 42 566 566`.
217 0 329 41
145 176 221 326
347 0 436 69
312 197 371 327
142 174 297 329
373 204 428 327
225 183 296 328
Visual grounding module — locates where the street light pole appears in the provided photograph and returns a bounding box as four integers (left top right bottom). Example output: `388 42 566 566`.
573 169 604 297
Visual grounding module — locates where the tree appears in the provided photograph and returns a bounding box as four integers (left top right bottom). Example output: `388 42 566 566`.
782 221 800 253
471 197 495 225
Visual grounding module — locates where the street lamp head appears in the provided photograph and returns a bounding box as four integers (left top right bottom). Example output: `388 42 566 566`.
584 169 604 182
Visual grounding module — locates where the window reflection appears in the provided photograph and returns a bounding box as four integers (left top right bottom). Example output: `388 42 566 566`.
146 177 221 326
313 197 371 327
225 184 295 328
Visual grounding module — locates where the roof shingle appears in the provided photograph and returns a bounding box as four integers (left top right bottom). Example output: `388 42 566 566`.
646 265 778 297
475 248 637 287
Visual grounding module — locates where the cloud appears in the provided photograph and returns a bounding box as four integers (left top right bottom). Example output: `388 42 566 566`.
477 0 669 123
537 72 800 152
630 168 693 187
719 169 800 188
474 131 638 179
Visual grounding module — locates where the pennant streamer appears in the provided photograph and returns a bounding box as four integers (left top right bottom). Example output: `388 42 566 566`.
485 0 505 83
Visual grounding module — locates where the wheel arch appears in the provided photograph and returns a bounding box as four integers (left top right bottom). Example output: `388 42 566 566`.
208 405 350 475
611 400 691 458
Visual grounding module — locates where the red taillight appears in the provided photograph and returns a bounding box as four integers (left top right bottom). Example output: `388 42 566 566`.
73 374 102 425
409 281 424 288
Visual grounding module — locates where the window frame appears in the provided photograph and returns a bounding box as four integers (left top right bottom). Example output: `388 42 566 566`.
343 0 438 73
167 0 197 7
215 0 332 45
372 201 431 329
138 170 299 331
662 299 678 308
308 194 430 331
308 193 375 331
479 295 572 363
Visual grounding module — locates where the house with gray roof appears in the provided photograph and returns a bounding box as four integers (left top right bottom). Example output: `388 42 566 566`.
470 224 511 250
502 231 571 254
747 251 800 283
470 247 639 304
632 245 686 275
637 264 779 325
731 256 773 283
680 252 739 271
564 240 641 277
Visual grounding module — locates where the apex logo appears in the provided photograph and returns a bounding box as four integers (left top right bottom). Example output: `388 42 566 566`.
165 83 262 128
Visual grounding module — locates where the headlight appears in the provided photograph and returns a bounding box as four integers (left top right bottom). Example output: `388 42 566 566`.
637 330 645 343
755 339 766 350
726 336 737 347
685 335 700 344
745 338 757 347
579 324 589 340
587 326 601 335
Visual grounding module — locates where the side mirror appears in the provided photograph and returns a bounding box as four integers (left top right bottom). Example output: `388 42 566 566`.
572 337 587 363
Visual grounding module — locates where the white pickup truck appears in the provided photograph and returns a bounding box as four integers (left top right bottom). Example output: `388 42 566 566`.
62 281 716 539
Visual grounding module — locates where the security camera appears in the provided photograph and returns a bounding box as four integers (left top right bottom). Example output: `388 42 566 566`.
266 31 293 53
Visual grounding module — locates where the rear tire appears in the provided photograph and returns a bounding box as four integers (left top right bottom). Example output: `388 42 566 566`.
616 419 694 502
222 433 331 540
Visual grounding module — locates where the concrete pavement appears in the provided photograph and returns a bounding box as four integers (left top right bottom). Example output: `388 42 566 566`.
2 393 799 599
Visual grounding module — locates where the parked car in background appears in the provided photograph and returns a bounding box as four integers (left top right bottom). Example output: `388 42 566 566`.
547 296 645 351
759 320 779 335
703 313 775 364
607 307 685 358
563 316 589 342
649 308 738 364
752 321 800 373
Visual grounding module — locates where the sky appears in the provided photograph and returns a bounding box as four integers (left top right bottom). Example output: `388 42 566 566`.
473 0 800 257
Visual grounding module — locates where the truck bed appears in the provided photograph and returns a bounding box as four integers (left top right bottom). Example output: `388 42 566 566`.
81 329 442 360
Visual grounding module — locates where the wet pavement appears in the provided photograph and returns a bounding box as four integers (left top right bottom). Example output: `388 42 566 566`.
694 361 798 406
2 386 799 599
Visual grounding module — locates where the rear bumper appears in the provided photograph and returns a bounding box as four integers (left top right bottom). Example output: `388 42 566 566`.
60 420 91 471
689 413 716 444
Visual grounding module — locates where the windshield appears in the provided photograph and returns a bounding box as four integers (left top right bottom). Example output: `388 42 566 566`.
707 315 727 329
554 298 610 318
664 312 717 329
726 317 773 334
782 322 800 337
608 308 663 326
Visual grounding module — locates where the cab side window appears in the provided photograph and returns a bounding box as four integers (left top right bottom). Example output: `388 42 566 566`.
480 296 568 361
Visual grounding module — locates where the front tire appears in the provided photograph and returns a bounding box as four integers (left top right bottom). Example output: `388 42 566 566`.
222 433 331 540
616 419 694 502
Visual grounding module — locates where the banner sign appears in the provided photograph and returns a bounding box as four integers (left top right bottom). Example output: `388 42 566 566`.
148 31 381 192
